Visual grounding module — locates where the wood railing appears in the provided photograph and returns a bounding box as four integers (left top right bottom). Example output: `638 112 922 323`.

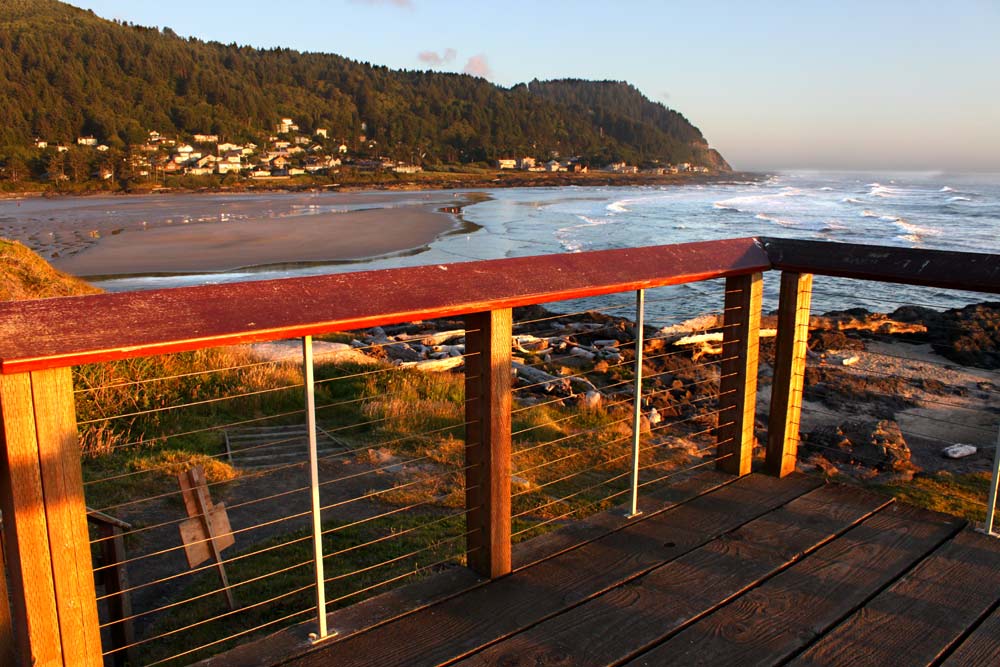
0 236 996 667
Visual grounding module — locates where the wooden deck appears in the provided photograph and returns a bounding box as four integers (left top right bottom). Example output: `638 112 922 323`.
221 471 1000 667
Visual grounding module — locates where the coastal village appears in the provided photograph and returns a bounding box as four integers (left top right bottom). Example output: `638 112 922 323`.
25 117 710 184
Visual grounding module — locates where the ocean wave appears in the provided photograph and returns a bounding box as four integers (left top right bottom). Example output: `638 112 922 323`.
842 197 863 204
819 186 834 191
860 210 880 218
755 213 798 226
894 219 941 241
940 186 955 192
713 202 741 212
868 184 895 198
948 196 972 202
606 200 629 213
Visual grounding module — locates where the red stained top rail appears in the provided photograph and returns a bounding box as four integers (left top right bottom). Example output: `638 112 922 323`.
0 238 768 374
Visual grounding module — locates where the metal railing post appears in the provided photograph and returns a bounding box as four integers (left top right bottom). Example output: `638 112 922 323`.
302 336 334 641
984 426 1000 537
627 289 645 518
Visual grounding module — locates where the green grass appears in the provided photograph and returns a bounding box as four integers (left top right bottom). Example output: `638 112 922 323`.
137 513 464 666
879 471 993 523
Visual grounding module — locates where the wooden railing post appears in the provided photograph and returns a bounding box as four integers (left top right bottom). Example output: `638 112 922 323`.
766 272 814 477
463 309 512 579
0 368 102 667
716 273 763 476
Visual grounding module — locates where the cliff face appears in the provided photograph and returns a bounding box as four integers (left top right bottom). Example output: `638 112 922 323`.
0 0 729 169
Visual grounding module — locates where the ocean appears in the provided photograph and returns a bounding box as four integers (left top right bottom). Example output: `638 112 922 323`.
3 170 998 325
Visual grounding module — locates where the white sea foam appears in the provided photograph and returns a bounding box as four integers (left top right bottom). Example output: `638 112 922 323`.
940 186 955 192
606 200 629 213
894 219 941 241
713 202 740 211
842 197 863 204
860 210 880 218
819 187 834 191
755 213 798 226
868 184 895 198
949 196 972 202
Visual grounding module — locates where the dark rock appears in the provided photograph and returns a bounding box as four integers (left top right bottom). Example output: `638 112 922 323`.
805 419 914 475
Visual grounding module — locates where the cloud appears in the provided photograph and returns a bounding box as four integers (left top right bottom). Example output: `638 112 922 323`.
351 0 413 8
418 48 457 66
463 54 492 79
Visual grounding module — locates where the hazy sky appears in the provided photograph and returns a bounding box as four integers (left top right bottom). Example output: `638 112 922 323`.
69 0 1000 172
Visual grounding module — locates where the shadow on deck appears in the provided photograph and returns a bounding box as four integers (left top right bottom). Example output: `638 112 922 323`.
198 472 1000 667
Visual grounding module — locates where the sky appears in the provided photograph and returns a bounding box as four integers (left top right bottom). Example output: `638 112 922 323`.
68 0 1000 172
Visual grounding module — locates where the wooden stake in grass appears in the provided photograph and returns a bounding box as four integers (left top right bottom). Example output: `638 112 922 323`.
178 465 238 610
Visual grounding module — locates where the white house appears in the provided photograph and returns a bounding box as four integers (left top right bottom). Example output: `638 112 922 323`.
216 151 243 174
316 128 329 138
498 159 517 170
193 134 219 144
34 139 48 149
518 157 536 170
77 136 98 147
337 143 349 154
275 118 299 134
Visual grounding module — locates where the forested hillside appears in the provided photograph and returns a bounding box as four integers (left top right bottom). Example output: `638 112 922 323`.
0 0 728 169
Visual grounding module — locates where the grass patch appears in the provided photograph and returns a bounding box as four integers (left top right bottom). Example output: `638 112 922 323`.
879 471 992 523
137 512 464 666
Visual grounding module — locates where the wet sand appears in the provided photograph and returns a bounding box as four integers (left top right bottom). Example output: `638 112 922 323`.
51 203 458 276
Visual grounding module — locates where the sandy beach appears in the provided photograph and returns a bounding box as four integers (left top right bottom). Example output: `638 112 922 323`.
51 202 459 276
0 190 482 276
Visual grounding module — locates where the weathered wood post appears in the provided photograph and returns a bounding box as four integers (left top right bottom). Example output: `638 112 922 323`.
0 367 103 666
766 272 814 477
716 273 763 476
463 309 513 579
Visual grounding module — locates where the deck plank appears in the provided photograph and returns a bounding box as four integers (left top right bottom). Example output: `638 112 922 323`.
787 529 1000 667
941 603 1000 667
456 483 890 667
629 503 963 667
285 473 820 667
195 472 734 667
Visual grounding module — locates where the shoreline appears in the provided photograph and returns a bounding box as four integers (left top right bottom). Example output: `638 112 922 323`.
0 170 765 201
50 196 480 277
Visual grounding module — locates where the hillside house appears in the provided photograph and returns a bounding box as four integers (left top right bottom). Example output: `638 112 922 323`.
275 118 299 134
497 159 517 169
216 151 243 174
76 136 97 147
316 128 329 138
193 134 219 143
517 157 536 170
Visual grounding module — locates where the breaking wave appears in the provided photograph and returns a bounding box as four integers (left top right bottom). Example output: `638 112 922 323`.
755 212 798 226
